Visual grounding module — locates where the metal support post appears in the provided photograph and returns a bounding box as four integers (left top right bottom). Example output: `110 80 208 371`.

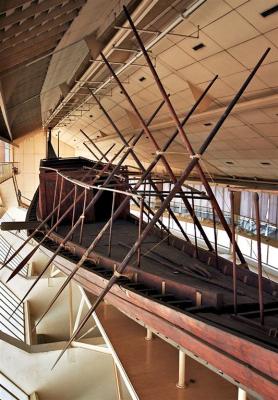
238 388 247 400
145 328 153 341
176 349 187 388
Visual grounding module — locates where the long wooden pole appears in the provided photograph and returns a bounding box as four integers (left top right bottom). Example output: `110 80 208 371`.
100 53 213 251
108 191 116 257
33 80 217 328
123 5 248 265
90 90 190 243
230 191 237 315
12 102 166 318
51 47 269 369
1 144 115 272
254 193 264 325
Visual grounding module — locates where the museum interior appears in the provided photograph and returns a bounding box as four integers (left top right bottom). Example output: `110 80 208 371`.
0 1 277 399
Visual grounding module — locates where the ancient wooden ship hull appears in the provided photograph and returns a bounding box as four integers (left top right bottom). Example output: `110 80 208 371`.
3 16 277 397
22 156 277 400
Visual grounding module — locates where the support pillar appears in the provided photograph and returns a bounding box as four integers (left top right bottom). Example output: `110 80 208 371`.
238 387 247 400
145 328 153 341
176 349 187 389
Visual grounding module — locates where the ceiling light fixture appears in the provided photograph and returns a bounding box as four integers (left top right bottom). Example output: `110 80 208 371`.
225 161 234 165
204 122 212 126
260 162 271 166
139 76 146 82
260 5 278 17
192 43 205 51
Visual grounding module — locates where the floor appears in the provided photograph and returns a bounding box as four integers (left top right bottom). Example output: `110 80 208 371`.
93 298 238 400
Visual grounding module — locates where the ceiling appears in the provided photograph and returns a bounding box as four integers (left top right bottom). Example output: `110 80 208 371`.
1 0 278 183
0 0 138 139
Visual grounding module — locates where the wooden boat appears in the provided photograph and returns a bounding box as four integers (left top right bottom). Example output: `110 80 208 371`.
3 32 277 398
22 155 278 400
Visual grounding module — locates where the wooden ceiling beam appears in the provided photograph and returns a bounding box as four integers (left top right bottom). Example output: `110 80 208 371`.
0 0 31 14
0 22 69 55
0 0 71 29
0 0 85 41
2 26 68 59
0 35 62 74
0 10 77 51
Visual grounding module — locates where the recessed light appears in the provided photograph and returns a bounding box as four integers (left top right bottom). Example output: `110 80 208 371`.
260 5 278 18
139 76 146 82
89 115 93 118
260 162 271 166
192 43 205 51
225 161 234 165
204 122 212 126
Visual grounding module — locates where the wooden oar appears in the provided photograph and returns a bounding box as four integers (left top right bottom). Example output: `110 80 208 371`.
51 46 270 369
1 144 114 273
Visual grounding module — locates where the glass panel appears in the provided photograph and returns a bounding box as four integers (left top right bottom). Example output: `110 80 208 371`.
268 246 278 269
218 230 230 248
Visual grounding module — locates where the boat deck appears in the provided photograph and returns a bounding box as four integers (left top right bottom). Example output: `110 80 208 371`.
57 219 276 308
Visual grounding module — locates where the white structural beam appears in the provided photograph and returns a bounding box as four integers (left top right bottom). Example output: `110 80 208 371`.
238 388 247 400
78 286 139 400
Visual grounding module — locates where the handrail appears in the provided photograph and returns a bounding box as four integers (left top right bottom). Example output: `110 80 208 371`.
40 166 143 200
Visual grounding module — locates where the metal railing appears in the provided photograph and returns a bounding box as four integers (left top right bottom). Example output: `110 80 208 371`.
144 199 278 241
0 373 28 400
0 281 25 342
0 235 28 277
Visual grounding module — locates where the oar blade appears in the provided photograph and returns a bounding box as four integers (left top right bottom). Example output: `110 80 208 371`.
6 246 38 282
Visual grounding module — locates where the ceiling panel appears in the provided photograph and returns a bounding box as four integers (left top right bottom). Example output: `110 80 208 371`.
200 51 245 76
202 11 259 48
228 35 278 68
237 0 278 33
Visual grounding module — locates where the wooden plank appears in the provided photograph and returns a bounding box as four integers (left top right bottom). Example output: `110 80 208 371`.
0 0 85 41
0 0 67 29
0 10 77 52
0 0 32 13
0 40 59 74
0 221 41 231
1 28 66 61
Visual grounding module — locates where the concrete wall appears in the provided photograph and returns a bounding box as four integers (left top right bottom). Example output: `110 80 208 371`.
0 177 18 211
0 339 119 400
13 129 74 202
